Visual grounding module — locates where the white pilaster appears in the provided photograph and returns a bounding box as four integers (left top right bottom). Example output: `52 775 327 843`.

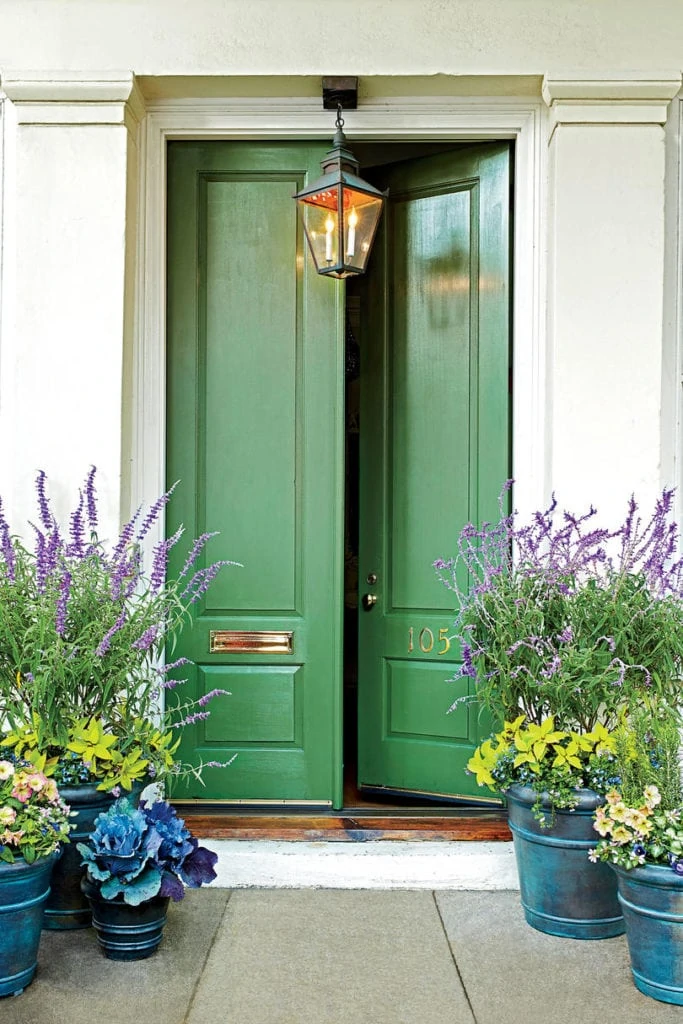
543 72 681 524
0 71 143 538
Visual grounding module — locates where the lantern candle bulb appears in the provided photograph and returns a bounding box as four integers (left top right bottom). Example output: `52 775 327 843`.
325 215 334 263
346 207 358 259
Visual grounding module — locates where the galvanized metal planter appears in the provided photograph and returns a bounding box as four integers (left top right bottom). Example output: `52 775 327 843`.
0 851 59 996
506 784 624 939
613 862 683 1004
43 783 117 930
82 880 170 961
44 782 145 930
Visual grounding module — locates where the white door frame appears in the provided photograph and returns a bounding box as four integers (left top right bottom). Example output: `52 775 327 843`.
132 95 548 523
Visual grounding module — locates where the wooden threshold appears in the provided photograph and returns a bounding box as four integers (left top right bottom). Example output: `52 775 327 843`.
173 808 511 842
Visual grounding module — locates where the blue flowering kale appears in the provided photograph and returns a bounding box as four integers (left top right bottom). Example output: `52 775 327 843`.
78 797 218 906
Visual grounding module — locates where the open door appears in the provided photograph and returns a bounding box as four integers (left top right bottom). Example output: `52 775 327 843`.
166 141 344 805
357 142 511 802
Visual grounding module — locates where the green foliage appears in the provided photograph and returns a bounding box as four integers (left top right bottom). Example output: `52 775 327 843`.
613 702 683 811
464 572 683 733
468 715 621 825
0 470 237 790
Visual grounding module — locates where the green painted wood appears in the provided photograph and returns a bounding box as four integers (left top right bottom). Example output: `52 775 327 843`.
166 142 345 805
357 143 511 801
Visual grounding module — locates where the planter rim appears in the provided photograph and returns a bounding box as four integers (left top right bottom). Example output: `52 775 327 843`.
506 783 604 812
0 849 60 875
612 861 683 888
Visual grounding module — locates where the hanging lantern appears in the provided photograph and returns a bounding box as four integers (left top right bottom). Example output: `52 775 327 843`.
294 106 386 279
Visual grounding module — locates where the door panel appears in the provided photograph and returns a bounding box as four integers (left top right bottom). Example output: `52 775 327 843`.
166 142 344 805
357 143 511 801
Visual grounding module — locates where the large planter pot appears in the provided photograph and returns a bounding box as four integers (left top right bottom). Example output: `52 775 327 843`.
82 880 170 961
44 782 144 930
506 784 624 939
613 862 683 1005
0 851 59 996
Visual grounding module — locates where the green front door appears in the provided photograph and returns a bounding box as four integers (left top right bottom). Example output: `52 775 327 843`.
357 143 511 801
166 142 344 805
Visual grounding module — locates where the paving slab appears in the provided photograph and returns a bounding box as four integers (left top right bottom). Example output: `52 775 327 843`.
0 888 230 1024
436 890 683 1024
186 889 474 1024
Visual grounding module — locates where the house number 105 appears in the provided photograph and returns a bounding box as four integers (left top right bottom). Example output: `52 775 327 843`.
408 627 451 655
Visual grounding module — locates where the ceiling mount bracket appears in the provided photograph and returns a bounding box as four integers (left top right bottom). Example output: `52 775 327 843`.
322 76 358 110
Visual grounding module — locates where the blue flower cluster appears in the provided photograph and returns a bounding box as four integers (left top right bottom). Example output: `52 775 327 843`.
77 797 218 906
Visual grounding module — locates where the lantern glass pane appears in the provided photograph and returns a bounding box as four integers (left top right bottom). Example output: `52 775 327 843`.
296 194 341 273
339 188 384 273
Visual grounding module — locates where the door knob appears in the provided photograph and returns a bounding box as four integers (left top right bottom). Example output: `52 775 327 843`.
362 593 378 610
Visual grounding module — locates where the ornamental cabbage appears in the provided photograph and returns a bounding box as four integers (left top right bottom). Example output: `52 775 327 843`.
78 797 218 906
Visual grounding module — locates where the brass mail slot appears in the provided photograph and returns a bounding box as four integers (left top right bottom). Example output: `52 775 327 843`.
209 630 294 655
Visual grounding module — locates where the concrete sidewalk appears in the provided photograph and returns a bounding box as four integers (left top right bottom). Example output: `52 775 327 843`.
3 888 680 1024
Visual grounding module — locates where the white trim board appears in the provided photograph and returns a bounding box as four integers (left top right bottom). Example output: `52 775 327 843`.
132 94 548 525
204 840 519 890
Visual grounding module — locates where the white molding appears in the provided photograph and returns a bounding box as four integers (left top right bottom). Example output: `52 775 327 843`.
665 95 683 524
0 70 145 133
132 94 548 526
543 73 682 135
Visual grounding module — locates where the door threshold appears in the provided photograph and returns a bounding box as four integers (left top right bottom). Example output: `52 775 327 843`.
172 805 511 842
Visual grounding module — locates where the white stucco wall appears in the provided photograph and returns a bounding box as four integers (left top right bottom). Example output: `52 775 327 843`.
0 0 681 534
0 0 682 77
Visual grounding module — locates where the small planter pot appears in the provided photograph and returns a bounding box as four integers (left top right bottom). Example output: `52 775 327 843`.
0 851 59 997
82 880 169 961
613 862 683 1005
44 782 144 930
506 784 624 939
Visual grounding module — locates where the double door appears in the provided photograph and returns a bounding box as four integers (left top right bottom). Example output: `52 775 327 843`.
166 139 510 806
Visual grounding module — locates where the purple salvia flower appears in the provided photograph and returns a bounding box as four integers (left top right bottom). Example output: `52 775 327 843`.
67 490 86 557
598 635 616 652
540 655 561 679
157 657 192 675
84 466 98 534
96 608 127 658
55 570 72 636
35 470 53 531
197 688 230 707
131 624 160 651
178 532 219 580
111 506 143 565
0 497 15 582
149 526 184 593
135 482 178 543
557 626 573 644
32 525 49 591
174 710 210 727
161 677 187 691
181 560 240 603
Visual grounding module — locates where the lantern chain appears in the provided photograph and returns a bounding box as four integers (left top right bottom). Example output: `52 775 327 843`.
335 104 345 130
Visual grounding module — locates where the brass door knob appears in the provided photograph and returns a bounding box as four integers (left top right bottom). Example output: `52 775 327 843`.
362 593 378 610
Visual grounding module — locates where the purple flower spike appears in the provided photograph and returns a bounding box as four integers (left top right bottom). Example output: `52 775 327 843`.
197 688 230 707
55 570 72 636
132 624 159 651
135 482 178 544
85 466 98 534
35 470 54 531
68 490 86 558
96 608 127 657
178 532 219 580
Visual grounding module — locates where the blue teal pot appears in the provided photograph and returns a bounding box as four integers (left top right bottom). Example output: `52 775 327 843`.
613 862 683 1005
506 784 624 939
44 782 144 930
0 851 59 997
82 880 169 961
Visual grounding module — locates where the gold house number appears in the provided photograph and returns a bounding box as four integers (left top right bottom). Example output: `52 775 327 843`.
408 627 451 656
